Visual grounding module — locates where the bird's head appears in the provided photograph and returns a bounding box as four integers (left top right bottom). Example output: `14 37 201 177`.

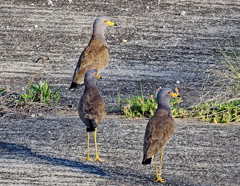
93 17 117 33
157 88 180 105
84 69 101 86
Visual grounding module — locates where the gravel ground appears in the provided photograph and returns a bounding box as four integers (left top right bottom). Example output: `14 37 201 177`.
0 0 240 185
1 0 240 108
0 115 239 186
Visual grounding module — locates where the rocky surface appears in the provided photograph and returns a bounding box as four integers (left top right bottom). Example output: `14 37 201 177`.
0 0 240 185
1 0 240 109
0 116 239 185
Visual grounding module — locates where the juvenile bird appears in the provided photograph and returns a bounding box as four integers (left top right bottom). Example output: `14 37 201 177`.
69 17 117 91
142 88 179 182
78 69 105 161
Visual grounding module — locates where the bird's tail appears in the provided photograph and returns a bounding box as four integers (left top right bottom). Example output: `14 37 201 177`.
69 82 83 91
86 120 98 132
142 157 152 165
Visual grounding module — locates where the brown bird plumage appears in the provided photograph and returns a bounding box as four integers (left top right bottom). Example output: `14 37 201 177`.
142 88 179 182
78 69 105 161
69 17 117 91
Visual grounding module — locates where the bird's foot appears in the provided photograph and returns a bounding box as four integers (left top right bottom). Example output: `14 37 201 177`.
83 157 93 161
94 156 104 162
155 176 166 183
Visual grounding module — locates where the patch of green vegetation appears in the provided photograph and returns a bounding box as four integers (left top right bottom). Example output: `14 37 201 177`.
190 100 240 123
122 93 187 118
18 80 62 105
120 93 239 123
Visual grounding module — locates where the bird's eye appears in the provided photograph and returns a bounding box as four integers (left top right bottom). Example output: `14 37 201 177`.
167 91 171 95
103 20 108 23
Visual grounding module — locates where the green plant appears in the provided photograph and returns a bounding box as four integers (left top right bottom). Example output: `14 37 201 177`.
122 93 186 118
0 89 5 93
18 80 62 105
117 92 122 110
190 100 240 123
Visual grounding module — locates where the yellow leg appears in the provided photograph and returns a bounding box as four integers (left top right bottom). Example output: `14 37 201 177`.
154 155 159 180
154 147 166 183
94 128 104 161
83 132 93 161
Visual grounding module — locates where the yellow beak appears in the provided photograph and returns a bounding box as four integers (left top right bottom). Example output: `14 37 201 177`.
95 74 101 79
107 21 117 26
171 93 179 97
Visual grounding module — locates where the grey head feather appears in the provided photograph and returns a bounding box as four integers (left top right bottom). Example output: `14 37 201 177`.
84 69 99 88
93 17 111 37
157 88 176 113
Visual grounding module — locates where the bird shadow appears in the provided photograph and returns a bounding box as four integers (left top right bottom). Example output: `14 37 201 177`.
0 142 109 177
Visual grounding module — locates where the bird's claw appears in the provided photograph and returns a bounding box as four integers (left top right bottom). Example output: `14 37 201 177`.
83 157 93 161
94 157 104 162
155 177 166 183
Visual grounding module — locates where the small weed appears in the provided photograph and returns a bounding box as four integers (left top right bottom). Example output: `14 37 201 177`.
117 92 122 110
18 80 62 105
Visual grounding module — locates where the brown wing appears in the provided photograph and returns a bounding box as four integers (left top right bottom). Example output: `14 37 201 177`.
78 88 105 129
143 108 174 161
73 37 109 85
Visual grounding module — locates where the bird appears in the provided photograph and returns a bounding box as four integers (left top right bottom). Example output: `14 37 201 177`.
69 17 117 91
78 69 105 161
142 88 179 182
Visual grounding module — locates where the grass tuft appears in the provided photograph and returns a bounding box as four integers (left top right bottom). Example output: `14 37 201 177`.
190 100 240 123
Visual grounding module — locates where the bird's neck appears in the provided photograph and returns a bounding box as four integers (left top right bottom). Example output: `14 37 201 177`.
157 99 172 116
92 26 107 45
84 81 98 91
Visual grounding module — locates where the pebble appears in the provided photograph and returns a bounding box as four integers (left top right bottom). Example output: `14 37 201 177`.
122 39 127 42
176 80 180 84
47 0 54 6
180 11 186 16
120 8 128 11
31 114 36 118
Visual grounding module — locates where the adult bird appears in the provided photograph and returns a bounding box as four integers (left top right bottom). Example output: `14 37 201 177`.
78 69 105 161
69 17 117 91
142 88 179 182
